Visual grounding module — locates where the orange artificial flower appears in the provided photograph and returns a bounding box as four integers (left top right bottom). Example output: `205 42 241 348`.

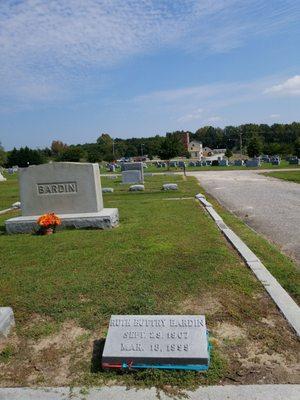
37 213 61 228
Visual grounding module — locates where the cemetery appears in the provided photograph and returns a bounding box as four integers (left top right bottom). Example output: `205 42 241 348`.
0 167 299 391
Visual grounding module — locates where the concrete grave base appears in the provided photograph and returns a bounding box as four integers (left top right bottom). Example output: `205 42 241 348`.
0 172 6 181
5 209 119 234
0 307 15 337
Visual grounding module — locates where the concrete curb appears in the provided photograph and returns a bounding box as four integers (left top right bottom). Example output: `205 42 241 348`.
0 385 299 400
195 193 300 337
0 207 14 215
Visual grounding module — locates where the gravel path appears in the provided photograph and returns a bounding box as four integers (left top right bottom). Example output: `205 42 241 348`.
189 169 300 266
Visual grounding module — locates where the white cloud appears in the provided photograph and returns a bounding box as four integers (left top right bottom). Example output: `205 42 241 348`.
0 1 299 109
269 113 280 119
206 116 222 123
264 75 300 96
177 108 204 122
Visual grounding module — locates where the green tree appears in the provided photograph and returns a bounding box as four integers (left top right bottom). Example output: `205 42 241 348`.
158 136 185 160
225 148 233 159
58 147 84 162
0 142 6 166
51 140 68 156
294 137 300 158
247 136 263 158
6 147 45 167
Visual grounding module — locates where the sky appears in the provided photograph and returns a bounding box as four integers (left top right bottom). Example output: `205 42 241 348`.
0 0 300 150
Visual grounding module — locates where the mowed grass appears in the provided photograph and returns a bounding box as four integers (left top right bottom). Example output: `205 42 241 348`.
0 174 252 328
262 170 300 184
0 172 299 389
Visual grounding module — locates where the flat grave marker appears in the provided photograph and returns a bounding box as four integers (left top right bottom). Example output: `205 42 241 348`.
102 315 209 371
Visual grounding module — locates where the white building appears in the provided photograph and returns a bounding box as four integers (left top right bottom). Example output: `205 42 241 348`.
188 141 203 159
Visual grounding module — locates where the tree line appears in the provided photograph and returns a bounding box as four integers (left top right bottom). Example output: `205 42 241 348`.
1 122 300 167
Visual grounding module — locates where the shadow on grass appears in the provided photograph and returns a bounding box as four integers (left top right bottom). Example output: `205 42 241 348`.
90 339 106 373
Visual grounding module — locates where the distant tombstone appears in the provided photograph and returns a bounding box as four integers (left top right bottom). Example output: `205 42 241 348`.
129 184 145 191
163 183 178 191
219 159 229 166
121 162 144 181
206 160 212 166
245 158 261 167
289 157 300 165
234 160 244 166
178 161 186 168
122 170 143 184
109 164 116 172
5 162 119 234
0 172 6 182
102 315 210 371
272 158 281 166
196 161 202 166
169 161 177 167
189 161 196 167
102 187 114 193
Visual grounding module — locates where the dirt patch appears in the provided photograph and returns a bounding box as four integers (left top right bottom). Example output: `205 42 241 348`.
0 319 94 386
179 294 223 316
214 322 247 340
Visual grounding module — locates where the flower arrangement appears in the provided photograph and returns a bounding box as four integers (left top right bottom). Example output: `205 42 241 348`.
37 213 61 235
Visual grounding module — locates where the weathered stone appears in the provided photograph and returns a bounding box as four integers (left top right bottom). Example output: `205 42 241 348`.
121 162 144 181
102 315 209 370
17 162 103 216
162 183 178 191
234 160 244 166
102 188 114 193
6 209 119 234
0 172 6 181
195 193 205 199
289 157 300 165
245 159 261 167
129 185 145 191
122 170 143 184
0 307 15 338
5 162 119 233
219 159 229 166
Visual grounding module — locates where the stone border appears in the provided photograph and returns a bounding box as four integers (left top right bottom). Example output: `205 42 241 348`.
195 193 300 337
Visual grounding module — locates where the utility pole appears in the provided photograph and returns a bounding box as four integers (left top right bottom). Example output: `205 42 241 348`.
112 138 115 160
239 131 243 157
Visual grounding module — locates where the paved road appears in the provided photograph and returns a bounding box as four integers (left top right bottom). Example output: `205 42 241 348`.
189 169 300 265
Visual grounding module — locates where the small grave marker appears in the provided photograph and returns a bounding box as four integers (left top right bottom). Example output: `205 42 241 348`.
102 315 210 371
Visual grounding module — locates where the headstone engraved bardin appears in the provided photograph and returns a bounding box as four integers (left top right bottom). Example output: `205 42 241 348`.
102 315 210 371
5 162 119 233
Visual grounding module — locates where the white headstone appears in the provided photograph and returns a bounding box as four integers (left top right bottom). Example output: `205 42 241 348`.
5 162 119 233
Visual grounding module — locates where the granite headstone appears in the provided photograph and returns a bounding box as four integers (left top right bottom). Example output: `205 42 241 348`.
102 315 209 371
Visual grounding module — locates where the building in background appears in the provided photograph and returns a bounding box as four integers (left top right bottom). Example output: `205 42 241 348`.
188 140 203 159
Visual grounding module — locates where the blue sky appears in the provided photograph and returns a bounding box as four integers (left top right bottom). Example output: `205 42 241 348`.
0 0 300 150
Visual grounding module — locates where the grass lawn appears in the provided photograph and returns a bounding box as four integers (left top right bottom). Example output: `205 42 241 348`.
262 170 300 184
0 173 299 391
